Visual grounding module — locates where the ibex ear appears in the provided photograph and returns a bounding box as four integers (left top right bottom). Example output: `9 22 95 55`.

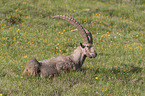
80 43 85 48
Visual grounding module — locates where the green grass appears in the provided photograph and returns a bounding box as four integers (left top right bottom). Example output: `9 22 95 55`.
0 0 145 95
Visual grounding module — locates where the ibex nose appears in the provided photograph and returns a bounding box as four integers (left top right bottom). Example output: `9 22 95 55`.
91 52 97 58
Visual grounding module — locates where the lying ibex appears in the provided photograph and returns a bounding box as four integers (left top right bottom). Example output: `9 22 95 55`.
23 15 97 77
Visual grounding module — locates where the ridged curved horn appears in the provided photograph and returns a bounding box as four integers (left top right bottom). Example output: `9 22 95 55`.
84 28 93 44
53 15 93 44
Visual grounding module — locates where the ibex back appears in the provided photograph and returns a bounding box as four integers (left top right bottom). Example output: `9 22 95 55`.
23 15 97 77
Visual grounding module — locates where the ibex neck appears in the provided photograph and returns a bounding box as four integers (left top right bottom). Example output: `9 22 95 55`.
70 46 86 69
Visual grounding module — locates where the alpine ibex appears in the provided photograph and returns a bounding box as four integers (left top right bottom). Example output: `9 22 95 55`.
23 15 97 77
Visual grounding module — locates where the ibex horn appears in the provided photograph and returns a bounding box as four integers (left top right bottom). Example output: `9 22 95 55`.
53 15 93 44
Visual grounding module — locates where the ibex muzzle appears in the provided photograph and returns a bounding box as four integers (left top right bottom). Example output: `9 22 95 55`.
23 15 97 77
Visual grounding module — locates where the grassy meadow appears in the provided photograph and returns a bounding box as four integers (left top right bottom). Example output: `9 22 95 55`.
0 0 145 95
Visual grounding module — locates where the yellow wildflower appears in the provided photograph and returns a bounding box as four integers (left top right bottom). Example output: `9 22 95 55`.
95 77 98 80
23 56 27 58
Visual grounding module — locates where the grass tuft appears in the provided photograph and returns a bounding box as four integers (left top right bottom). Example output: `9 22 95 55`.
0 0 145 95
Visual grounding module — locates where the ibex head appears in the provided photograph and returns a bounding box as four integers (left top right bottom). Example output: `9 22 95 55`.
53 15 97 58
80 43 97 58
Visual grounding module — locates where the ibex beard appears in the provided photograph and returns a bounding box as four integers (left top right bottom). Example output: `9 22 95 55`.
23 15 97 77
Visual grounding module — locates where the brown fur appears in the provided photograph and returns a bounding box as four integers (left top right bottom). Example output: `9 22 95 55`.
23 56 76 77
23 58 40 76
